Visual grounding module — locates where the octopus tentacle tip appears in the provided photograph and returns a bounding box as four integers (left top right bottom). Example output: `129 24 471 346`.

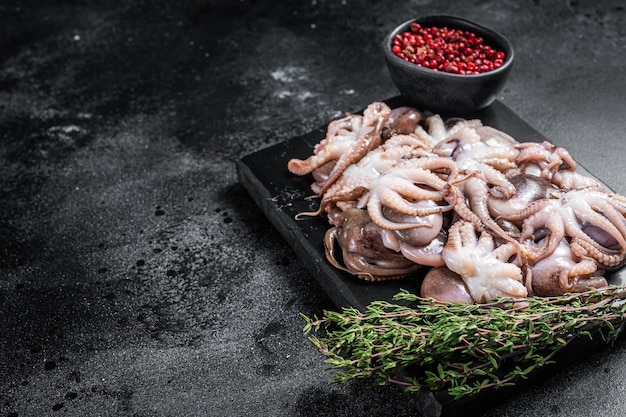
294 209 323 220
357 272 381 281
450 172 477 186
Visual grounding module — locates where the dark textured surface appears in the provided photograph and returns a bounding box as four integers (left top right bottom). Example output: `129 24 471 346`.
1 1 625 416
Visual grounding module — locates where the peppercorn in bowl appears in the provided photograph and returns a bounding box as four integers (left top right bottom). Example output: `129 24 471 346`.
383 15 514 115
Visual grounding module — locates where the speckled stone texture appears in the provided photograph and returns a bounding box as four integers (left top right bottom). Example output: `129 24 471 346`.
1 1 625 416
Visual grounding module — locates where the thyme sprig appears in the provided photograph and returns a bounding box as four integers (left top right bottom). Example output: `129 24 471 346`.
302 286 626 399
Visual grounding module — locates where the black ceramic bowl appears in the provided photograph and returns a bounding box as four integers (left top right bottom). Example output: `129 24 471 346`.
383 15 514 115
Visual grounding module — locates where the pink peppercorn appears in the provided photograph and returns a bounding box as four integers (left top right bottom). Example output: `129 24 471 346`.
392 23 506 75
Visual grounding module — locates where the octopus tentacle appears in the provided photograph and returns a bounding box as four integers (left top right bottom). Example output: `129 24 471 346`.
296 185 368 220
324 227 355 275
380 133 431 152
445 220 476 250
378 186 453 215
424 114 447 143
317 102 391 195
515 141 576 181
562 191 626 252
288 115 362 175
555 258 598 292
442 220 527 303
551 170 605 191
397 156 460 181
448 119 484 138
463 176 519 245
478 164 517 198
610 192 626 205
366 190 449 230
475 126 518 147
342 253 421 281
519 204 565 262
589 201 626 249
600 192 626 220
399 236 446 267
570 237 626 270
558 267 577 291
475 230 495 254
378 168 450 202
491 241 520 264
462 146 519 167
522 264 534 296
480 158 518 172
543 141 576 171
452 184 484 232
497 198 553 223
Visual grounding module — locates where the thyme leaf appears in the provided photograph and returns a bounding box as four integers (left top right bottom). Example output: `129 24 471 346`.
302 286 626 399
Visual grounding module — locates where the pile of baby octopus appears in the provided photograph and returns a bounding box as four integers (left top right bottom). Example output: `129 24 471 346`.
288 102 626 304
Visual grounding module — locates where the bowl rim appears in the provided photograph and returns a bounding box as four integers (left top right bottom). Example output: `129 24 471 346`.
383 14 515 79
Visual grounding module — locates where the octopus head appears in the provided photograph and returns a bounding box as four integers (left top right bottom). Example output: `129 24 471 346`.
323 208 421 281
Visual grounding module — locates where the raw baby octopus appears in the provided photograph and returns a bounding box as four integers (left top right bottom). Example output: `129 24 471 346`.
288 102 626 304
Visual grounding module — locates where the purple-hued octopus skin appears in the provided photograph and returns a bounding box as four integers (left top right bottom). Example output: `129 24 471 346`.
528 239 607 296
488 174 560 219
420 267 474 304
379 200 447 267
323 208 423 280
382 107 423 140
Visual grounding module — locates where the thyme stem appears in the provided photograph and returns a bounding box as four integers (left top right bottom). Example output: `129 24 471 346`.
302 286 626 399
